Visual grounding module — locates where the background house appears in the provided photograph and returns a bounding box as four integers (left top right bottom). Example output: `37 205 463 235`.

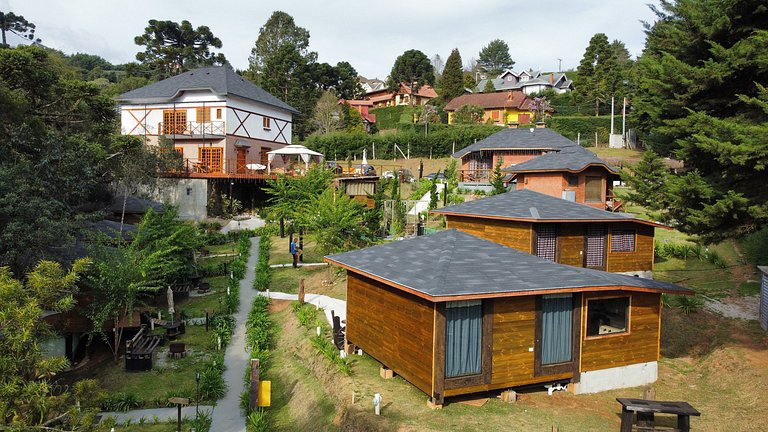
365 83 438 107
502 145 621 209
338 98 377 132
326 229 690 405
444 90 534 126
432 189 662 278
118 65 297 178
476 69 574 95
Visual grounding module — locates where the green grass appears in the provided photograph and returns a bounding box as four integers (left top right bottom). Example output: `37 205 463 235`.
176 276 229 318
738 281 760 296
269 235 324 265
92 325 221 408
268 267 326 294
205 242 238 255
196 255 235 267
110 420 200 431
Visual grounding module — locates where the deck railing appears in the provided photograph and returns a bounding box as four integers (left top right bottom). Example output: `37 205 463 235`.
165 157 272 179
158 121 225 136
458 169 492 182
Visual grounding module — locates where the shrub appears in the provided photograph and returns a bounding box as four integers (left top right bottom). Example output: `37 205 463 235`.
292 301 320 328
673 295 704 314
190 410 212 432
246 296 273 351
247 409 270 432
199 367 227 400
310 334 352 376
545 116 614 144
211 315 235 349
102 392 141 412
741 226 768 266
254 236 272 291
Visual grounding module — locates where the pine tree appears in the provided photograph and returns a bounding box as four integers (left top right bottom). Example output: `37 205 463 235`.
483 79 496 93
440 48 464 102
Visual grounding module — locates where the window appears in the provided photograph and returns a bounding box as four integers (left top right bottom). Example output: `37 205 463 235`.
565 174 579 187
263 117 271 129
611 230 636 252
196 107 211 123
216 108 222 119
445 300 482 378
174 147 183 157
586 297 629 337
585 176 602 202
162 110 187 134
536 225 557 261
585 224 606 268
541 294 572 365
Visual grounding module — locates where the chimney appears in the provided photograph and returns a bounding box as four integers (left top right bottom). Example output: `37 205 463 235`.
535 122 546 128
549 74 554 84
507 91 513 101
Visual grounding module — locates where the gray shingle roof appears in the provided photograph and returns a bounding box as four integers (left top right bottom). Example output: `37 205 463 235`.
325 229 689 299
118 66 299 114
432 189 657 225
502 145 618 174
452 128 576 158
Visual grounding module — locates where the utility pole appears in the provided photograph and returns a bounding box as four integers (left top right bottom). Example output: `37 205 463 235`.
557 58 562 73
622 97 627 147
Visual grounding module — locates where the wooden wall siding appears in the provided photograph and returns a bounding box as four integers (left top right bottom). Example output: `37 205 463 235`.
557 223 584 267
606 223 655 273
580 291 661 372
346 272 435 395
445 215 532 253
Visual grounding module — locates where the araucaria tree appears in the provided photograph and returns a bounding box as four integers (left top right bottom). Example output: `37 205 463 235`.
0 11 40 47
630 0 768 241
440 48 465 102
134 19 226 78
478 39 514 75
388 49 435 106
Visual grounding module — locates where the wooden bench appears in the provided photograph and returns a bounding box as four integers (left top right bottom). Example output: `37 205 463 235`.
617 398 701 432
125 327 162 372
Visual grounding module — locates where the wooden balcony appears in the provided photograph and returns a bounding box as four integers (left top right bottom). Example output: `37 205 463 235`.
163 158 277 180
458 169 492 182
159 121 226 138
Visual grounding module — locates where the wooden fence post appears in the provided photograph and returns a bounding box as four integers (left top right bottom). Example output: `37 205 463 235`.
249 359 260 413
299 279 305 304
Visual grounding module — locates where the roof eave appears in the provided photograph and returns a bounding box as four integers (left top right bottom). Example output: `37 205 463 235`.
431 210 667 228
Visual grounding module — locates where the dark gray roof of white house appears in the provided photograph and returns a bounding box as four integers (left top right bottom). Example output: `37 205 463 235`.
432 189 658 225
118 66 299 114
452 127 576 158
502 145 618 174
325 229 689 299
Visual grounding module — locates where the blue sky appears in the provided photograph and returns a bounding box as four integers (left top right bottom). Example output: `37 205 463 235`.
1 0 659 79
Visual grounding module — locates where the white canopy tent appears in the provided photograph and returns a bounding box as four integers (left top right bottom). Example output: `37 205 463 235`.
266 145 324 174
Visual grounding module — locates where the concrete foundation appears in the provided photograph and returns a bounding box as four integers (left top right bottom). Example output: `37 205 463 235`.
574 361 657 394
154 178 208 221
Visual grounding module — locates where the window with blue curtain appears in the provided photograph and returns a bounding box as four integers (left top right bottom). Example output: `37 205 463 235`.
541 294 573 365
445 300 482 378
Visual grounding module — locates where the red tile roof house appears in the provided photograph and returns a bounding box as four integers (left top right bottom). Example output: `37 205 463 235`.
365 83 438 107
325 229 691 406
338 98 377 132
444 90 535 126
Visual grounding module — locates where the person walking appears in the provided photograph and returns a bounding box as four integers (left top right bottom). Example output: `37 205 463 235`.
290 237 298 269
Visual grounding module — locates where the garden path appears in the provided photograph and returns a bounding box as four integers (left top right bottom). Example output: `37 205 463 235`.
99 405 213 425
209 236 260 432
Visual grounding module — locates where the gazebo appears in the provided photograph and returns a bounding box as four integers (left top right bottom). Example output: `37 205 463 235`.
267 145 324 174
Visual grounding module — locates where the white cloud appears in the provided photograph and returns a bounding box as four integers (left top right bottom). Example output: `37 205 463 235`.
4 0 659 78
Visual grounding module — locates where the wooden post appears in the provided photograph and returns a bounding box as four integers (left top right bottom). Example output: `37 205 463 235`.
249 359 260 413
177 404 182 432
298 279 305 304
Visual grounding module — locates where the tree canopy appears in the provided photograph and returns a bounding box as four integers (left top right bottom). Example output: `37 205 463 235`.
0 11 40 47
134 19 226 78
248 11 315 75
454 104 485 124
478 39 514 75
629 0 768 241
575 33 629 115
440 48 465 102
387 49 435 104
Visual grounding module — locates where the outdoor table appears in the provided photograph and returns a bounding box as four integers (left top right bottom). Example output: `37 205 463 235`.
617 398 700 432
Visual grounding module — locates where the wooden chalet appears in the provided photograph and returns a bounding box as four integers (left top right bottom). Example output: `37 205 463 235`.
432 189 663 278
325 229 691 405
118 65 298 181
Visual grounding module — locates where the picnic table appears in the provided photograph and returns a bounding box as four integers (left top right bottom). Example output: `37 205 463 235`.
617 398 701 432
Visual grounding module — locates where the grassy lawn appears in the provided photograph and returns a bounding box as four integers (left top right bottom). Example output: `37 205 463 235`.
196 255 235 267
82 325 220 408
587 147 642 160
264 296 768 432
176 276 229 318
109 420 202 431
205 242 238 255
268 259 347 300
269 235 324 264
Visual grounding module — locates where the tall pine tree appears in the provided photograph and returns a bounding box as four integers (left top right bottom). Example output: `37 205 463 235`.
440 48 464 102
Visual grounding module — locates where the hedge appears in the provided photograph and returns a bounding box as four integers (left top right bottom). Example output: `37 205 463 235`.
545 115 622 145
370 105 412 130
302 125 501 160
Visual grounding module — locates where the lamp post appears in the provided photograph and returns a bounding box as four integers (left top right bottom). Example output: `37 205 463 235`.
195 370 201 420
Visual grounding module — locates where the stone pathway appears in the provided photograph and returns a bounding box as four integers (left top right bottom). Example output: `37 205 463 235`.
269 262 328 269
209 237 260 432
220 215 265 234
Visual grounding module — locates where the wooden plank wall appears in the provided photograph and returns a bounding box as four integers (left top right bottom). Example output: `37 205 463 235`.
580 291 660 371
606 223 655 273
346 272 435 395
557 223 585 267
445 216 532 253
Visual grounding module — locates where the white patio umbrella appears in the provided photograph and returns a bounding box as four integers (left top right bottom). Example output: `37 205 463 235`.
167 286 175 318
266 145 324 174
362 148 368 166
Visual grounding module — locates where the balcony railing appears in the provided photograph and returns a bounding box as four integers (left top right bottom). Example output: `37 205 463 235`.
458 169 492 182
158 121 225 136
164 157 273 179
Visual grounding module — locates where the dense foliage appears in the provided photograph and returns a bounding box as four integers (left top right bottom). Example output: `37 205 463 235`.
440 48 465 102
477 39 514 75
630 0 768 241
387 49 435 103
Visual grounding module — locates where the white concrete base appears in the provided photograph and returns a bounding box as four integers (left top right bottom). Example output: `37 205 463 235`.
153 178 208 221
616 270 653 280
573 361 657 394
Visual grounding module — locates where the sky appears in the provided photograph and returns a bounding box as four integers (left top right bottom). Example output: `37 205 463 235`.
1 0 660 79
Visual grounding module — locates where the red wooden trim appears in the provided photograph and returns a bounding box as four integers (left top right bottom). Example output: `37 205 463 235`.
432 211 668 229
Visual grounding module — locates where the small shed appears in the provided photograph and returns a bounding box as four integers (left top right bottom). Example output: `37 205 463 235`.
325 229 692 405
759 266 768 331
